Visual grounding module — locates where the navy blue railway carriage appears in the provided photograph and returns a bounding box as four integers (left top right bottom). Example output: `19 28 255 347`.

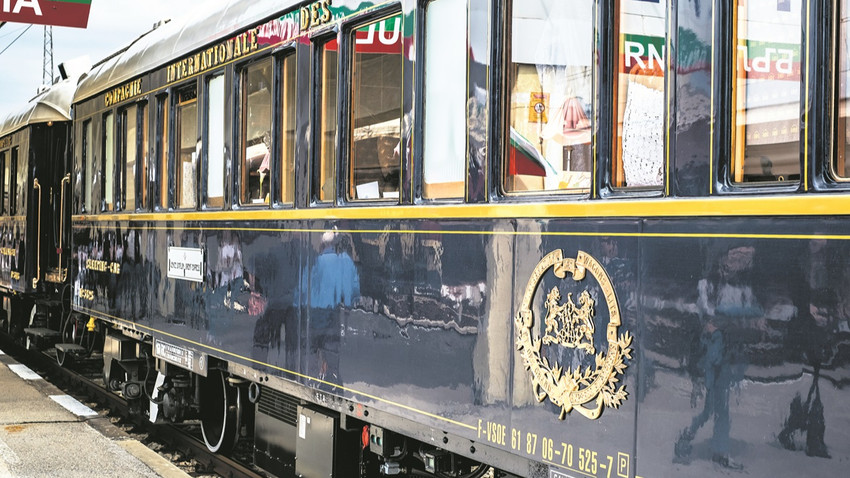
0 78 75 347
57 0 850 477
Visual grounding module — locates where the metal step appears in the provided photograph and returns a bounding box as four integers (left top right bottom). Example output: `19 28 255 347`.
55 343 87 354
24 327 61 338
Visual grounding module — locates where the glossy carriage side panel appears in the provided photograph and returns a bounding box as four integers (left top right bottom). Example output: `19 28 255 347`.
0 129 32 294
0 129 27 293
510 219 640 476
635 217 850 477
72 216 514 459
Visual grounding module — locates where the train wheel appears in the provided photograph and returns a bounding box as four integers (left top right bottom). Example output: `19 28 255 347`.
199 370 241 454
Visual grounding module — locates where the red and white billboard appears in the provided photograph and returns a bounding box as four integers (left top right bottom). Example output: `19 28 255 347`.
1 0 92 29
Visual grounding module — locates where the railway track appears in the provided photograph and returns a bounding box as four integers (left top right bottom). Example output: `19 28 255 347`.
0 334 266 478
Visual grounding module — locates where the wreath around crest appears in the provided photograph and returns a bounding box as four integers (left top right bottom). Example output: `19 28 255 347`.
515 249 633 420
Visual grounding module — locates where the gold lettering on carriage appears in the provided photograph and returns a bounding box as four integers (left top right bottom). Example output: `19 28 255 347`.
0 137 11 149
166 29 260 83
515 250 633 420
300 0 333 30
104 79 143 107
86 259 121 275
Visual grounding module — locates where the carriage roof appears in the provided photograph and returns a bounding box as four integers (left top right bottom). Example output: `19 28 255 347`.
74 0 290 104
0 77 78 139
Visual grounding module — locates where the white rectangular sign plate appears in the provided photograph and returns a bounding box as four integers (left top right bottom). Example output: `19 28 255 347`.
167 247 205 282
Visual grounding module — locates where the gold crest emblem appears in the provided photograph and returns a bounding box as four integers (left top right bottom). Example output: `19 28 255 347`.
516 250 633 420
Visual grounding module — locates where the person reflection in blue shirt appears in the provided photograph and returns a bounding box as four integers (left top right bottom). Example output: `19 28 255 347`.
309 229 360 385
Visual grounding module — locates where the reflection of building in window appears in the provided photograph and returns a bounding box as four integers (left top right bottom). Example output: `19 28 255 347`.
242 59 273 204
614 0 666 188
350 15 403 201
731 0 801 183
507 0 593 193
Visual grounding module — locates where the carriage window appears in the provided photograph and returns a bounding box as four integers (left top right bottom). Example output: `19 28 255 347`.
139 104 149 210
83 120 93 213
10 147 18 215
835 0 850 178
121 105 138 210
0 150 6 215
157 95 169 209
423 0 466 200
614 0 666 188
207 74 225 208
175 84 198 209
350 14 403 201
316 37 338 203
506 0 593 193
241 59 273 205
280 53 297 205
103 112 115 211
731 0 801 184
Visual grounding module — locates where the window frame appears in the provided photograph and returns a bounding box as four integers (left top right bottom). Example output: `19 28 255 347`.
238 55 275 207
717 0 805 192
138 102 150 211
204 71 227 210
155 93 170 211
173 81 200 211
830 0 850 184
9 146 18 215
609 0 667 193
500 0 597 198
0 149 6 216
344 11 405 204
81 120 93 214
418 0 467 203
118 103 142 212
277 48 298 207
102 111 116 212
311 31 341 206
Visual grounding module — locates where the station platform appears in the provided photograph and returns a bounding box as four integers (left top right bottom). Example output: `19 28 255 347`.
0 347 190 478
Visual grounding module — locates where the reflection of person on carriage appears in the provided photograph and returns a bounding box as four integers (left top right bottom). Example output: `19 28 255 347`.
308 229 360 384
675 245 764 470
778 239 847 459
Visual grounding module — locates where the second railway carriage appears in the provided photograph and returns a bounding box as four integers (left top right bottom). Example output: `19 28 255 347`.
65 0 850 477
0 77 76 346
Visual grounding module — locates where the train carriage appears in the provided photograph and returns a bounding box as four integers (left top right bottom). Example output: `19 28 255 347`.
0 77 76 345
56 0 850 477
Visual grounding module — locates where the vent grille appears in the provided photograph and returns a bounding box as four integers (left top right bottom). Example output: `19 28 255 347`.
257 387 299 426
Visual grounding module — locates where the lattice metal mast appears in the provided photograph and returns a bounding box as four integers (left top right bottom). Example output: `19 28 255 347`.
43 26 53 86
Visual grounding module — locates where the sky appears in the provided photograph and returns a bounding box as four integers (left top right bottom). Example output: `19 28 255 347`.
0 0 212 115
